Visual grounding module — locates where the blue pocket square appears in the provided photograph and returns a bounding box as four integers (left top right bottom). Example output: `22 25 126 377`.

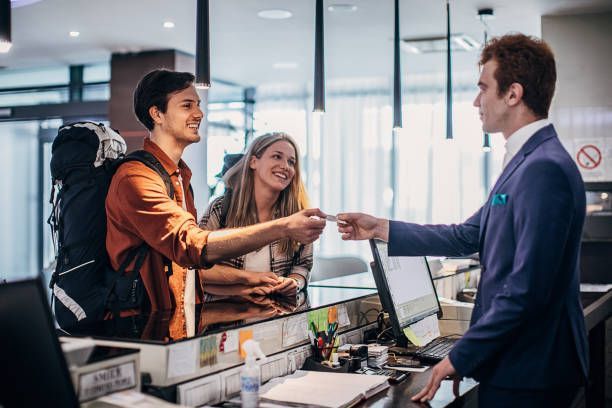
491 194 508 206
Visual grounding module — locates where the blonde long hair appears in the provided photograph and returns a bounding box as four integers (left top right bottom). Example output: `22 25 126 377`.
223 133 309 256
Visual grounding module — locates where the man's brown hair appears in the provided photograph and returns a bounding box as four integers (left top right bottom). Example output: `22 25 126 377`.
480 33 556 118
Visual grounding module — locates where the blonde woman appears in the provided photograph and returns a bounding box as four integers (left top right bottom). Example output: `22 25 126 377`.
199 133 312 297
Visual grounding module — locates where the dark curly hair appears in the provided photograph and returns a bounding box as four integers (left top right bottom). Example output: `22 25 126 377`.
480 34 556 118
133 69 195 130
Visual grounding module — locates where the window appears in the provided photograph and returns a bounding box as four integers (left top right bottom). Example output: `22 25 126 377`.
254 77 501 260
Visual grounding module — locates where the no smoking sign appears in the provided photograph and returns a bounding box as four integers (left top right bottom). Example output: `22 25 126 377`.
576 144 602 170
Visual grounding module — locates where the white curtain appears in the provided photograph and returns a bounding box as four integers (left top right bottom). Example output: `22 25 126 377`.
254 76 504 260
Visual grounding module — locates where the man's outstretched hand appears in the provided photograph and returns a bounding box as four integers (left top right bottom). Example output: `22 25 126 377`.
336 212 389 241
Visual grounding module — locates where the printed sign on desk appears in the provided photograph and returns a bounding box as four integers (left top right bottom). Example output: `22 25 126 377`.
78 362 137 402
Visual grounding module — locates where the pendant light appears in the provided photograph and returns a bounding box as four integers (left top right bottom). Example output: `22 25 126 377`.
482 133 491 152
445 0 453 139
393 0 402 129
0 0 11 53
313 0 325 113
196 0 211 89
479 8 494 151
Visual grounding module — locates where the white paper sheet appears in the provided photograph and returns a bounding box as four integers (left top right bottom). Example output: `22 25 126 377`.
337 304 351 327
167 341 197 379
409 314 440 346
222 330 238 353
282 313 309 347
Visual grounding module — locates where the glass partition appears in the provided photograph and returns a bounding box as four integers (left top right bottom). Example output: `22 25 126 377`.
63 284 377 344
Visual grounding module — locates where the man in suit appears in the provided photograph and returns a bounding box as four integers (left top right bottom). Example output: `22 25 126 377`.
337 34 588 407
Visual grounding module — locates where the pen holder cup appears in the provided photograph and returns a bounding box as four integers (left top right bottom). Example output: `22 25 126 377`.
302 355 350 373
310 344 338 362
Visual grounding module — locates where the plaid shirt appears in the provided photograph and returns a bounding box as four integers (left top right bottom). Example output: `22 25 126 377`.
199 196 313 285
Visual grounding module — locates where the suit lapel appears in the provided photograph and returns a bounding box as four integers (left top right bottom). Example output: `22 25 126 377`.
478 125 557 249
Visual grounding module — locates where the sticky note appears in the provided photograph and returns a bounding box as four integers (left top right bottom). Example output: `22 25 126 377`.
402 327 423 347
307 309 328 333
328 306 338 324
239 329 253 358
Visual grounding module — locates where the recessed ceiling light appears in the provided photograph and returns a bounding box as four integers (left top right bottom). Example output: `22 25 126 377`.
163 21 175 29
69 31 80 38
9 0 44 8
273 62 298 69
328 4 357 12
401 34 480 54
257 9 292 19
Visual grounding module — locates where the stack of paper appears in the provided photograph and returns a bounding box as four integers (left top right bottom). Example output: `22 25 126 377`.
259 370 389 408
440 258 478 273
367 344 389 368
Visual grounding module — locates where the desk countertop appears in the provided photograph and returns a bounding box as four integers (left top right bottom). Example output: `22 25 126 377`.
360 371 478 408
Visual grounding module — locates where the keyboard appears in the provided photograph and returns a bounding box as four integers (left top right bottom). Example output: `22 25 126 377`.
414 337 458 364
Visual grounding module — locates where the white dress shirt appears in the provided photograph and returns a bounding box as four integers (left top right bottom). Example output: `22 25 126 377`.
502 119 550 170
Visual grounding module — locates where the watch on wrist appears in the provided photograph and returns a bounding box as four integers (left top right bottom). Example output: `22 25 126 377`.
290 277 302 290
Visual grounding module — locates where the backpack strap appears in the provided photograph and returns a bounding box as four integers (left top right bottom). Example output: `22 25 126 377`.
107 150 180 314
122 150 175 199
123 149 181 278
107 243 149 317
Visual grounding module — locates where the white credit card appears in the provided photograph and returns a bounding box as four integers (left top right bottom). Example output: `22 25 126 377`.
325 215 348 225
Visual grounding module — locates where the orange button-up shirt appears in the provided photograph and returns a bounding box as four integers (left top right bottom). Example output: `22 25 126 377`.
106 138 209 311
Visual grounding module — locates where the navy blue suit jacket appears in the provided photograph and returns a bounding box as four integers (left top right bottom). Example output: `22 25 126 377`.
388 125 588 389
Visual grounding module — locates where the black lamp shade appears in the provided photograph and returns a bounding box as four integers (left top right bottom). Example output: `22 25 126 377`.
445 0 453 139
0 0 11 52
196 0 211 89
313 0 325 112
393 0 402 129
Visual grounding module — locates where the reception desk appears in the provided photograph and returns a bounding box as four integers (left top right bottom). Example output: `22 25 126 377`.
59 269 611 407
60 275 481 407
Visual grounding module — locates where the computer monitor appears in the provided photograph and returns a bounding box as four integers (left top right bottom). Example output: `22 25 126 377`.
369 239 442 346
0 277 79 408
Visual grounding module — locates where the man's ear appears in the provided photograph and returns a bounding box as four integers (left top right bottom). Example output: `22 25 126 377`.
505 82 524 107
149 105 163 126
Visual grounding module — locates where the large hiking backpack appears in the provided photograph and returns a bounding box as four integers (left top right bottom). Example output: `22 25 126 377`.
48 122 175 329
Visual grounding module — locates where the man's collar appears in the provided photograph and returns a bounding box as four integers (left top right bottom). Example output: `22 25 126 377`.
143 138 188 175
504 118 550 157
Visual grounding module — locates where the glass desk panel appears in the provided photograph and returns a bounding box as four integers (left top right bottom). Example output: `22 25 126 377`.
63 285 377 345
310 271 376 289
